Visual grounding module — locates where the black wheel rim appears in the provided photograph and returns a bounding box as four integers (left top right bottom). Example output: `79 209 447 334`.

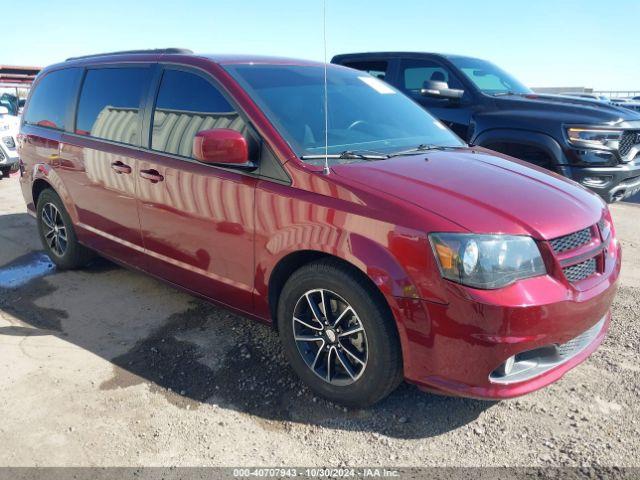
41 202 68 257
292 289 368 386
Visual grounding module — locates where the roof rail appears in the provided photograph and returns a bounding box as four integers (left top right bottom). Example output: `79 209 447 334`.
66 48 193 62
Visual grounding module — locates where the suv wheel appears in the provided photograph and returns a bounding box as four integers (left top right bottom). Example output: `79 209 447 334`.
36 189 94 269
277 259 403 407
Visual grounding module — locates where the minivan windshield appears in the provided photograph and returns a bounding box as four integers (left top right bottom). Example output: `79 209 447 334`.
448 56 532 96
225 64 465 163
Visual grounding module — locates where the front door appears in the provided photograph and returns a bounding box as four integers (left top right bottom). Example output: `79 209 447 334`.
398 59 473 140
137 67 257 311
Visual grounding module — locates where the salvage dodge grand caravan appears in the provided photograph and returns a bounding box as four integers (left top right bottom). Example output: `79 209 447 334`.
18 49 620 406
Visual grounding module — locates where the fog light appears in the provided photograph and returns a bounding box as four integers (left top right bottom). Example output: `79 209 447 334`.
496 355 515 377
504 355 515 375
582 176 612 187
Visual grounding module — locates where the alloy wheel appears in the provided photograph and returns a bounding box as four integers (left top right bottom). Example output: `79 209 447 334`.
292 289 368 386
41 202 68 257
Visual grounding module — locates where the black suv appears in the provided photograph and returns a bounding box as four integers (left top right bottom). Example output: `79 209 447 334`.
332 52 640 202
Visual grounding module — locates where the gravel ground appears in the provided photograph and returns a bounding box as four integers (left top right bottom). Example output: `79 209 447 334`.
0 173 638 468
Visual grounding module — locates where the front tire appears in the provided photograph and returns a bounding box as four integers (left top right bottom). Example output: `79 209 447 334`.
277 259 403 407
36 189 94 269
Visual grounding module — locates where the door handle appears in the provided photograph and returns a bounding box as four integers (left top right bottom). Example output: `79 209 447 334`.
140 169 164 183
111 161 132 174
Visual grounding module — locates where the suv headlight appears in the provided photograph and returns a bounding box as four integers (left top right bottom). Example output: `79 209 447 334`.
565 127 622 150
429 233 546 289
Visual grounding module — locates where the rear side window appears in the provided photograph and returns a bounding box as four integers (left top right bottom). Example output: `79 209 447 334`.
76 67 151 145
151 69 247 158
342 60 388 81
23 68 81 130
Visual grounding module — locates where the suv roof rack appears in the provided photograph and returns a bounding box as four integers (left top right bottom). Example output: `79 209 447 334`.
66 48 193 62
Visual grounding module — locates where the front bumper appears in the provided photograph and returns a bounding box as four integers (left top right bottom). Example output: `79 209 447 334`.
566 159 640 202
397 234 621 400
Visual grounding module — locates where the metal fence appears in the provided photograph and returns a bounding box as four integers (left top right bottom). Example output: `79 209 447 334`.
593 90 640 99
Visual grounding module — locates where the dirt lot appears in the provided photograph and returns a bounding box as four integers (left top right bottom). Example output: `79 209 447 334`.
0 173 639 468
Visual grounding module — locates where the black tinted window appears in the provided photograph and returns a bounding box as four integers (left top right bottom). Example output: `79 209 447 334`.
24 68 81 130
343 61 388 81
152 69 247 158
76 67 151 145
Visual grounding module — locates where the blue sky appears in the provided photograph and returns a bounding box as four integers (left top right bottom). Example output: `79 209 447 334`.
4 0 638 91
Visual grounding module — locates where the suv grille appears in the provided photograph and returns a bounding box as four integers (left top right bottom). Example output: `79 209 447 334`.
549 227 591 254
563 257 597 282
619 130 639 158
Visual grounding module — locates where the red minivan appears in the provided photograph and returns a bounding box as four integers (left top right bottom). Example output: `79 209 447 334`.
18 49 620 407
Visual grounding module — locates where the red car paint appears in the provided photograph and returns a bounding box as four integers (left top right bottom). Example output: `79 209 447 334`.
18 53 620 399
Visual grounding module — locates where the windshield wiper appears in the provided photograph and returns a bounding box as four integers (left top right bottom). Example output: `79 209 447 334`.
492 91 517 97
300 150 389 161
389 144 467 157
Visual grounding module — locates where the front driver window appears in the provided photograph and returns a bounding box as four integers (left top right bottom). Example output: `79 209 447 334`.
151 69 248 159
400 59 465 97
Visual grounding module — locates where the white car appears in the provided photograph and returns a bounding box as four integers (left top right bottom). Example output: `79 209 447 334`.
0 106 19 177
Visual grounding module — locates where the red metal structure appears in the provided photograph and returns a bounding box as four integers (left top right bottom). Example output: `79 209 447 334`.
0 65 40 86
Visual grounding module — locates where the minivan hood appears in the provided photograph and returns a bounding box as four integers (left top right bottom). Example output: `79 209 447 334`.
493 93 640 124
332 149 605 239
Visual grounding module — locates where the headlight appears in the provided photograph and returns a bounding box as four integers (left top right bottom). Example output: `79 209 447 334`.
565 127 622 150
429 233 546 289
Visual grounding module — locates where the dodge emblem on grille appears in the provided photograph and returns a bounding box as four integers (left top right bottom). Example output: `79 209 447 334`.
635 133 640 143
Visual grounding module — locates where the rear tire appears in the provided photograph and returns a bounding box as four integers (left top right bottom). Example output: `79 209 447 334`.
36 189 94 269
277 259 403 407
0 167 10 178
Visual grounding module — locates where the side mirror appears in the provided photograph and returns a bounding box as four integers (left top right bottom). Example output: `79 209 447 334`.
0 106 9 115
192 129 256 170
420 80 464 100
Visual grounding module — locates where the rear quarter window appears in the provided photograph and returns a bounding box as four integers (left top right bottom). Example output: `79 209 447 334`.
23 68 82 130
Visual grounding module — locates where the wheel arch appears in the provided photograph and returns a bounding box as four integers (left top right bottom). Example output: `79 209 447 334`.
267 249 401 330
32 178 52 207
31 165 79 222
473 129 567 169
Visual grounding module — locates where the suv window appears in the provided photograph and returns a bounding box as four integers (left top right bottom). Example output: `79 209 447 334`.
342 60 389 81
23 68 82 130
76 67 151 145
400 59 464 95
151 69 247 159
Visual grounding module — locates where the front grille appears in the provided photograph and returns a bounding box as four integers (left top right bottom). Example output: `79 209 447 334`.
563 257 597 282
2 136 15 149
618 130 639 157
0 148 4 160
490 315 606 385
556 319 603 359
549 227 592 254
